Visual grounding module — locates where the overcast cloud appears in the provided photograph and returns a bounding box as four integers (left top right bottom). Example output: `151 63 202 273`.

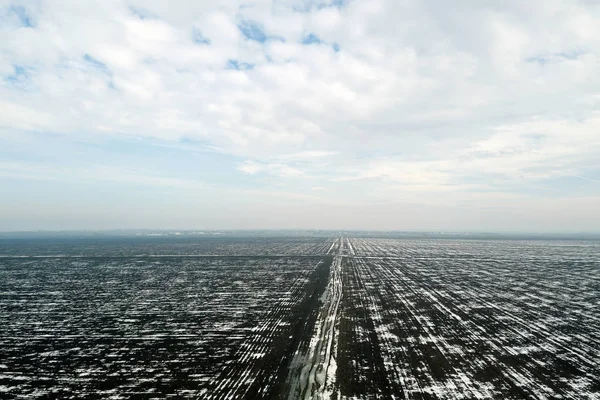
1 0 599 231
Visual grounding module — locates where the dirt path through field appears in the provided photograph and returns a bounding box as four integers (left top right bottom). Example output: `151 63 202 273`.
286 237 343 400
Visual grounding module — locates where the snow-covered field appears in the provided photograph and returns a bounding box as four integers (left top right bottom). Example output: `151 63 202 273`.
0 236 598 399
335 238 600 399
0 237 333 398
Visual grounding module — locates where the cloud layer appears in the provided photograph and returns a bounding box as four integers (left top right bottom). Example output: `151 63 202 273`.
1 0 600 231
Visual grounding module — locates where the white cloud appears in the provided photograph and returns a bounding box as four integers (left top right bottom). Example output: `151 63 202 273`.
238 160 305 178
0 160 207 189
237 160 263 175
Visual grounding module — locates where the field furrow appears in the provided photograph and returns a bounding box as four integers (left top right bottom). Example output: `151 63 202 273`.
336 238 600 399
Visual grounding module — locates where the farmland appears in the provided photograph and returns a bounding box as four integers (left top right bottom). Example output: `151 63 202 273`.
336 238 600 399
0 236 599 399
0 237 333 398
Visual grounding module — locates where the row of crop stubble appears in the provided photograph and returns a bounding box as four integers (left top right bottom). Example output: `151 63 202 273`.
335 238 600 399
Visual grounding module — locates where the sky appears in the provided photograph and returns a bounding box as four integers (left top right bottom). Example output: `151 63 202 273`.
1 0 600 232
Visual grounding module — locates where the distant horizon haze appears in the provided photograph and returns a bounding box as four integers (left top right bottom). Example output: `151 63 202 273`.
1 228 599 238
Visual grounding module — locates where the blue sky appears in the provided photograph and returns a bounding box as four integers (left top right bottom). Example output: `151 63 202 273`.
1 0 600 232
